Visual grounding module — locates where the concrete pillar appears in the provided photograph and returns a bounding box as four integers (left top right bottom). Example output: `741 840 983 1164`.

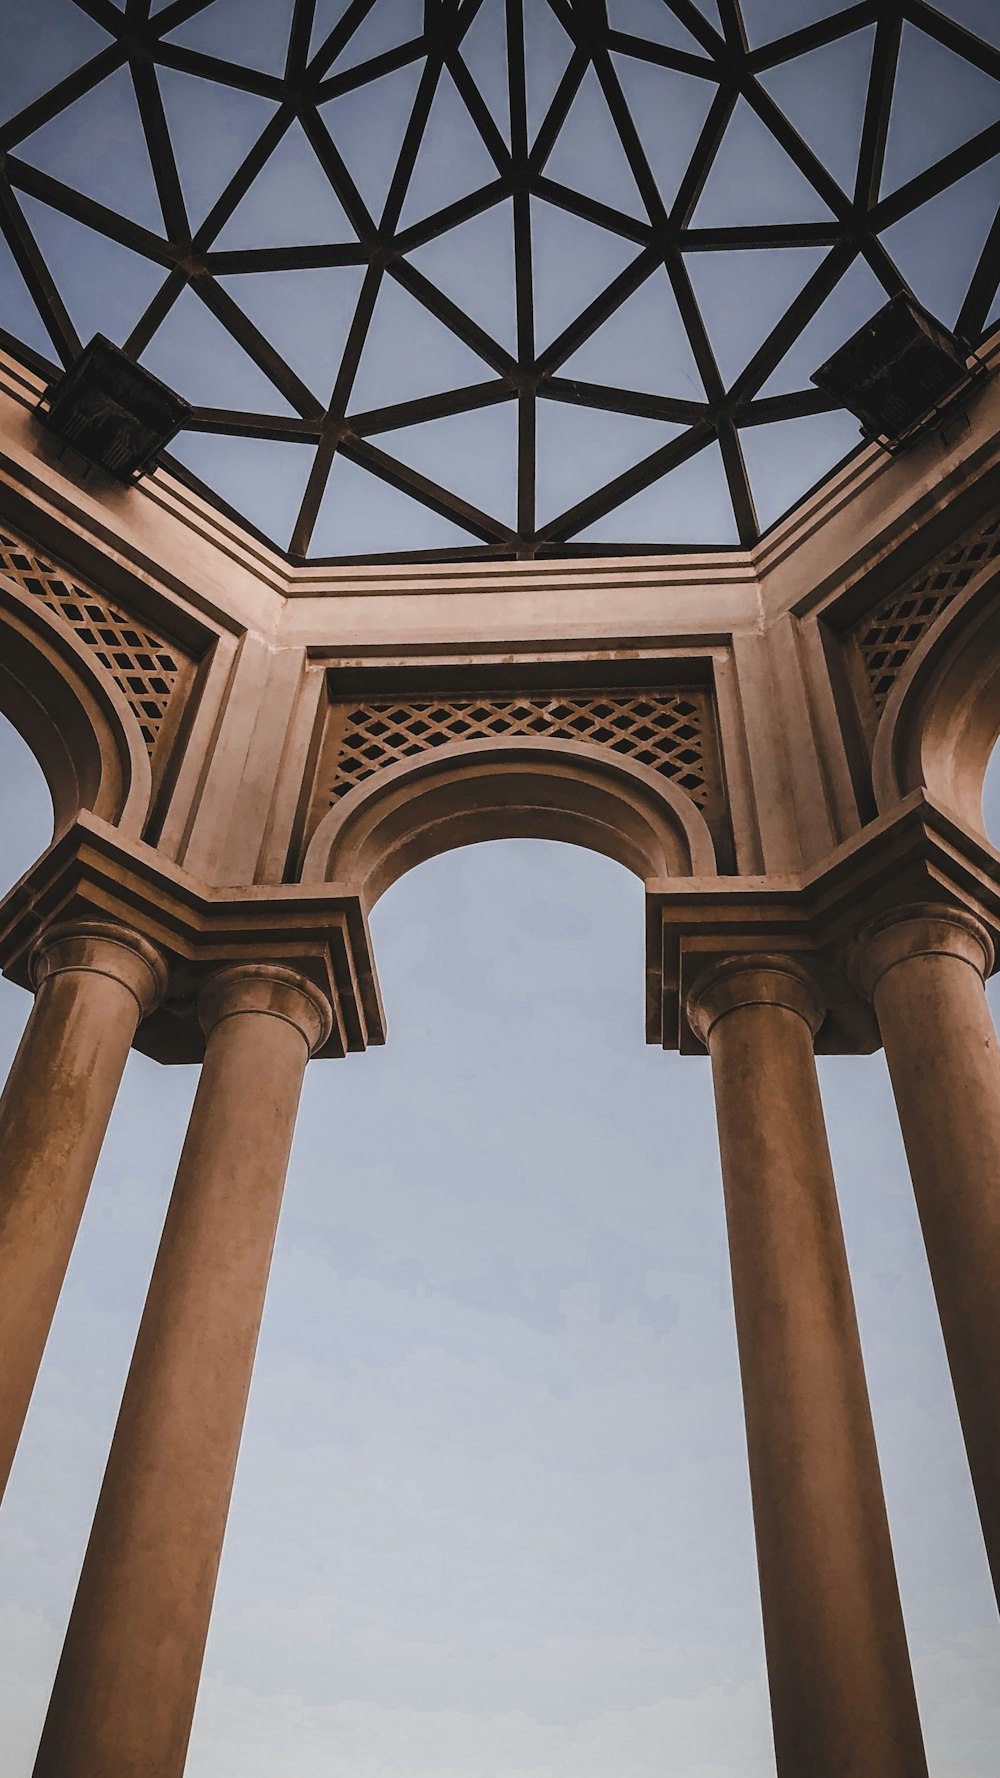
856 903 1000 1605
32 963 332 1778
0 920 166 1499
687 955 926 1778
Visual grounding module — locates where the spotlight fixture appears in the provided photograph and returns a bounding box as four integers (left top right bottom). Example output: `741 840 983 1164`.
37 335 191 482
811 292 983 452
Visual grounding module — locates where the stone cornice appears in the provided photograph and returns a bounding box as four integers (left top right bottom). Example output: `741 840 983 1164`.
646 790 1000 1054
0 812 385 1063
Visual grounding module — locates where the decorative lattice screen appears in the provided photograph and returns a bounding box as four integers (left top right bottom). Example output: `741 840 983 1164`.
326 689 716 810
855 510 1000 710
0 527 185 752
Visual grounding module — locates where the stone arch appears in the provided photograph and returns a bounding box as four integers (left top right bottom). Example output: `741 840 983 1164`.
0 577 152 842
872 557 1000 835
301 735 718 906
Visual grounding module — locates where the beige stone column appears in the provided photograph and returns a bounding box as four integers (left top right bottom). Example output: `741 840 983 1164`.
0 920 166 1498
688 956 926 1778
32 963 332 1778
856 903 1000 1604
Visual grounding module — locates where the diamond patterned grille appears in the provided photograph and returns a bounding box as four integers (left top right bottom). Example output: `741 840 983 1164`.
0 526 183 751
856 511 1000 710
328 691 714 809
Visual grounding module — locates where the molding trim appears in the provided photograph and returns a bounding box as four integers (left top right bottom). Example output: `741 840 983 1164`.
0 813 384 1062
646 791 1000 1054
302 735 719 905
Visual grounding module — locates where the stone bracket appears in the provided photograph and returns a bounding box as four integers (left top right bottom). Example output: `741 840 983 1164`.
646 788 1000 1053
0 812 385 1063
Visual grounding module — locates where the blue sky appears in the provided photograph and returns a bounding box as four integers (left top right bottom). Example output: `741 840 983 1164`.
1 715 999 1775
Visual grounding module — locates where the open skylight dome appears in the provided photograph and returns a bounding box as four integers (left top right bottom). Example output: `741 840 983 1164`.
1 0 998 562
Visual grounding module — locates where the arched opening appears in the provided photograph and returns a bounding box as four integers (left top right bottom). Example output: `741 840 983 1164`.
302 739 718 905
0 703 56 1180
184 837 776 1774
0 589 152 842
872 561 1000 837
0 710 55 899
49 837 985 1777
831 570 1000 1769
984 742 1000 849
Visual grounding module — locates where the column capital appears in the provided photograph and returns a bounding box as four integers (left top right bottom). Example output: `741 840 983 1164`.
686 953 825 1047
197 963 333 1056
29 921 168 1020
852 902 994 1002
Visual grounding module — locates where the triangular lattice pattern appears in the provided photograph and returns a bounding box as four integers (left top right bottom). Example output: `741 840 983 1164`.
1 1 998 560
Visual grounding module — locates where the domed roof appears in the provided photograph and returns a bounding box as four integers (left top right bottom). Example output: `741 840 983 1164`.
2 0 998 560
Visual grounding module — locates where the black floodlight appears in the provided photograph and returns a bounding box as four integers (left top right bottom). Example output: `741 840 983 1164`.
811 293 981 450
38 335 190 482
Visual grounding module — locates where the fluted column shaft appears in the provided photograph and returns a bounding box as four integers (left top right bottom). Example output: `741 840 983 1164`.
688 956 926 1778
857 904 1000 1603
0 921 166 1498
32 963 332 1778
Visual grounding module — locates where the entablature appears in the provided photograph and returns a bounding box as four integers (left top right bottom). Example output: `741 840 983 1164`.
0 811 383 1064
647 790 1000 1055
0 334 998 933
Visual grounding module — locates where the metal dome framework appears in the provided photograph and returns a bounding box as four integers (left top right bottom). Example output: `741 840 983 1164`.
1 0 999 561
